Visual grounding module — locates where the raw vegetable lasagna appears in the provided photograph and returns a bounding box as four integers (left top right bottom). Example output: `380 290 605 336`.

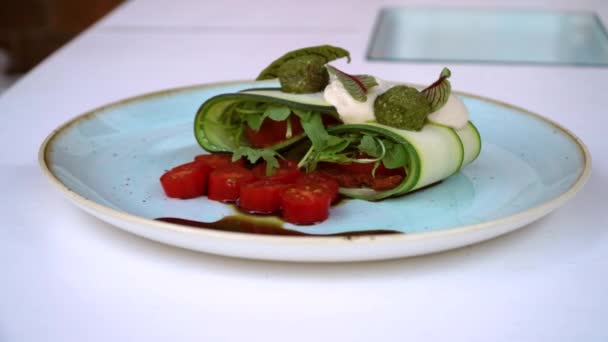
160 45 481 225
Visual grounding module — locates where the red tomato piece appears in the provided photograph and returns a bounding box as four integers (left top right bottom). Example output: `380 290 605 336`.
337 162 374 174
321 169 369 189
295 172 340 202
160 161 211 199
318 159 405 189
280 183 333 225
207 167 255 202
194 153 244 169
253 159 301 183
336 161 404 177
244 115 303 148
371 175 404 191
239 180 288 214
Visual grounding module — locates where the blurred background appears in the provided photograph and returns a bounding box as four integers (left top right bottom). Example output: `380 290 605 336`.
0 0 124 92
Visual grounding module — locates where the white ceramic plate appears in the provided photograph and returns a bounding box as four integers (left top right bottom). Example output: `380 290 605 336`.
39 80 591 262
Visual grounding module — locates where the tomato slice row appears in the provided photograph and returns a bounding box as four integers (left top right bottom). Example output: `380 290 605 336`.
160 114 406 225
159 154 339 225
159 151 403 225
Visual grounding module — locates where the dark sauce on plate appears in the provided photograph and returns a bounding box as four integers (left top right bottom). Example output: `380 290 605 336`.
154 182 446 237
155 216 401 237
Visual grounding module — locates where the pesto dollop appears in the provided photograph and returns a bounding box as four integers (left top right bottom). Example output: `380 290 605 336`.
373 86 430 131
278 55 329 93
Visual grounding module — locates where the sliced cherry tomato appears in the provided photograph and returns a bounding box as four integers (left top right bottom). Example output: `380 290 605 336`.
337 162 375 174
295 172 340 202
244 115 303 148
253 159 301 183
160 161 211 199
371 175 404 191
319 169 369 189
318 159 405 189
194 153 244 169
336 161 404 177
208 167 255 202
280 183 333 225
239 180 288 214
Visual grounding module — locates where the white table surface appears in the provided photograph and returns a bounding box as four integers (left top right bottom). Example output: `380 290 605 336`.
1 0 607 341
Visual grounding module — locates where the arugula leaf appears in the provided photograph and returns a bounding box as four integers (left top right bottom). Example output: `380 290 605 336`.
324 136 351 154
296 112 352 171
381 140 408 169
244 114 265 130
264 105 291 121
291 108 313 122
299 113 330 149
239 103 293 131
232 146 281 176
232 101 263 130
421 67 452 112
357 135 383 158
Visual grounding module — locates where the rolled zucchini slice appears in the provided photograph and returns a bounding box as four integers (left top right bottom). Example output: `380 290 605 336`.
194 88 337 152
193 87 481 200
330 121 480 200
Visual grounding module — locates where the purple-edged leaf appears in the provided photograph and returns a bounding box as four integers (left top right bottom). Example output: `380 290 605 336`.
326 65 377 102
354 75 379 90
422 68 452 112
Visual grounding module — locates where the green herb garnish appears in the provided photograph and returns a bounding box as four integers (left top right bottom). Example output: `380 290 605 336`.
235 102 292 132
294 112 352 171
232 146 282 176
292 111 408 175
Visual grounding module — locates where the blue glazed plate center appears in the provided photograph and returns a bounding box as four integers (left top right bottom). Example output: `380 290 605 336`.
45 81 587 236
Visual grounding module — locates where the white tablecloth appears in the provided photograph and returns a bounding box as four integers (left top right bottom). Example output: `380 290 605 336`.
1 0 607 341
